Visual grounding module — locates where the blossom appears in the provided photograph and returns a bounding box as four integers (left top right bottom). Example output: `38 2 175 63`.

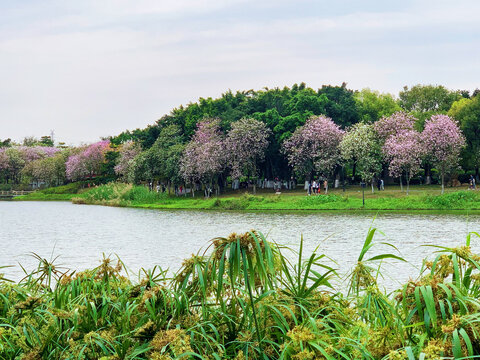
421 114 465 192
374 111 416 142
66 140 110 180
283 115 344 177
180 118 226 184
114 141 141 179
225 118 271 179
383 130 424 179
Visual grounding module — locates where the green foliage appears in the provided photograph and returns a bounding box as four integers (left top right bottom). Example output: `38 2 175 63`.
399 84 464 128
38 182 83 195
299 194 343 205
424 190 480 208
449 95 480 173
354 88 401 123
2 230 480 359
110 83 361 181
74 183 167 206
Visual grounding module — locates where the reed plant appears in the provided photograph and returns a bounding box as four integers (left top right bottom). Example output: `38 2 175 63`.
1 230 480 359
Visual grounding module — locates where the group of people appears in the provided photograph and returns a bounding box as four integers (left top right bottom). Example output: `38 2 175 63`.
376 178 385 191
306 179 329 195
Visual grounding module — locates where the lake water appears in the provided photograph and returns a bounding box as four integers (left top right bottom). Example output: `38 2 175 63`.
1 201 479 290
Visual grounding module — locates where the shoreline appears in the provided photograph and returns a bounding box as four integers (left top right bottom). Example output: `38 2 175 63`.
12 194 480 215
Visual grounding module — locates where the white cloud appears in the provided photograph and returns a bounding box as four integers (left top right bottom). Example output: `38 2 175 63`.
0 0 478 143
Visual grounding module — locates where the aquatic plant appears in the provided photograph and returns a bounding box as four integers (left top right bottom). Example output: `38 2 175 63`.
1 230 480 359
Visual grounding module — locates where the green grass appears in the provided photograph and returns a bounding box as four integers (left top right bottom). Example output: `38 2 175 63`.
2 229 480 359
14 183 87 201
14 182 480 211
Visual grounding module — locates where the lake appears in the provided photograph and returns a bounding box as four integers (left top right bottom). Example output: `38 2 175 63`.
1 201 479 289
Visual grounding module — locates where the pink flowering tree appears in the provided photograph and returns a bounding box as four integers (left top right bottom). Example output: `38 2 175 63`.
66 140 110 181
20 146 60 163
383 130 425 195
283 116 344 183
180 118 226 197
340 122 382 193
114 141 141 181
374 111 416 142
422 115 466 193
225 118 271 194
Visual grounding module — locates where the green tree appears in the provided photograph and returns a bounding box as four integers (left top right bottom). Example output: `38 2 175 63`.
354 88 401 123
40 135 54 147
318 83 360 128
399 84 463 128
448 96 480 178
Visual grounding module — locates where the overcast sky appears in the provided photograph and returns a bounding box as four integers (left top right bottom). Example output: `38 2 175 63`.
1 0 479 145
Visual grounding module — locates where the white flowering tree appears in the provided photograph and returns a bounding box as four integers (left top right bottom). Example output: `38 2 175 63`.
340 122 382 193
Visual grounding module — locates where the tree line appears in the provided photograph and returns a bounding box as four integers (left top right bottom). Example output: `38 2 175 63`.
1 83 479 193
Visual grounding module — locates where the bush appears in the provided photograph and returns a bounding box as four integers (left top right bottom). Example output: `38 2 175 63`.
77 183 168 205
300 194 342 205
40 182 84 194
424 190 480 208
0 184 12 191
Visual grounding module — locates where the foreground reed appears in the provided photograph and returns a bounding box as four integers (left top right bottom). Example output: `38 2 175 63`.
1 230 480 359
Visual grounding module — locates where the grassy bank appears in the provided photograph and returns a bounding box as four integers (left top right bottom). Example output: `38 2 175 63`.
14 183 88 201
62 182 480 211
1 229 480 359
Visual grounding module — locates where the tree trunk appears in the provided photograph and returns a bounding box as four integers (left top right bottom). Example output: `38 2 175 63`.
371 180 374 194
441 172 445 194
425 163 431 185
399 175 403 192
253 183 256 194
406 172 410 196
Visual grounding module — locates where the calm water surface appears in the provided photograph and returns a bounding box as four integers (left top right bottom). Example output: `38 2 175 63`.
1 201 479 289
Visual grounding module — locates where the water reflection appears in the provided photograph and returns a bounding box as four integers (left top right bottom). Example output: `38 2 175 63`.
1 201 479 289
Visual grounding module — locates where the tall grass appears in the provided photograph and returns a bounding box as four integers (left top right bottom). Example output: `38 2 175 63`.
73 183 168 206
2 230 480 359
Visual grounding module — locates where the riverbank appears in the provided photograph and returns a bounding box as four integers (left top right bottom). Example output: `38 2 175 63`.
12 182 86 201
15 182 480 211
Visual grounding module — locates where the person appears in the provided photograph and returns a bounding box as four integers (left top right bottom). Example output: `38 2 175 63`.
312 179 317 194
323 179 328 194
308 181 312 196
377 178 381 191
469 175 474 190
380 179 384 191
156 184 160 193
470 175 476 190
